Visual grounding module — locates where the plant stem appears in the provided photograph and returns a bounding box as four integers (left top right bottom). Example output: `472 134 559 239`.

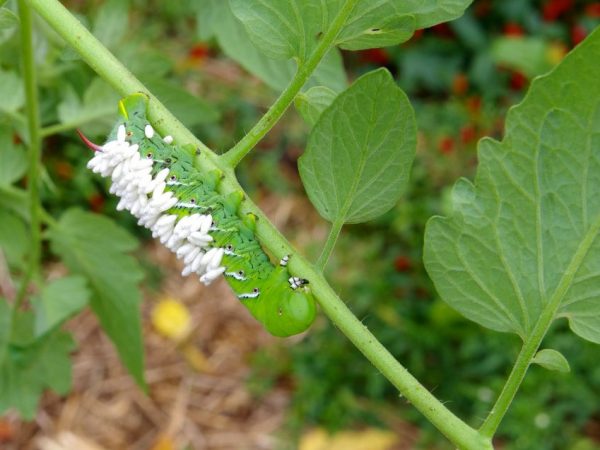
480 215 600 437
24 0 212 155
28 2 494 448
221 0 358 168
316 218 344 271
15 0 42 309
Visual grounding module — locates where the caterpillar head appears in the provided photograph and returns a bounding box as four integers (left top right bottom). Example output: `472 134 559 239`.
262 287 317 337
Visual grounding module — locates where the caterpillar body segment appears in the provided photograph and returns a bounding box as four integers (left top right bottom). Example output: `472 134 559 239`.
86 93 316 337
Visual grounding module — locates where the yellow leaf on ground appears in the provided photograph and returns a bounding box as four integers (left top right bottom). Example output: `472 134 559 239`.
299 427 398 450
149 433 176 450
151 298 192 342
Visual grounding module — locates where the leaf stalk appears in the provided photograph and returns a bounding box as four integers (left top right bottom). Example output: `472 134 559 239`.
220 0 360 168
316 218 344 271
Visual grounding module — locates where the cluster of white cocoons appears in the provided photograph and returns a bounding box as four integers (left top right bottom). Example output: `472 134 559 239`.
87 124 225 285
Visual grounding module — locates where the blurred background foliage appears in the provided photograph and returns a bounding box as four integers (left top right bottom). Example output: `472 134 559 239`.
1 0 600 449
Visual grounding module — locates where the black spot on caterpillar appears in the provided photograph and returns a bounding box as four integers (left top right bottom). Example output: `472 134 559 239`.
84 94 316 337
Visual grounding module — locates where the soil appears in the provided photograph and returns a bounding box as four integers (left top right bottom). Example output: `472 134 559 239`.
6 246 296 450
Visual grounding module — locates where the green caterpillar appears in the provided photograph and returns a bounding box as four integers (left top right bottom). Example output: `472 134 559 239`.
84 93 316 337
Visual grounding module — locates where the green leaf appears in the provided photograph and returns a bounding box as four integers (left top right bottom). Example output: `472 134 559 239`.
491 37 553 78
532 349 570 373
92 0 129 49
399 0 473 29
196 0 290 90
0 185 29 222
0 7 18 45
141 77 220 128
57 79 120 135
0 208 28 269
119 47 173 79
295 86 337 126
230 0 471 59
229 0 325 62
423 29 600 344
196 0 221 40
0 301 75 420
335 5 415 50
309 49 346 93
34 276 90 338
299 69 416 224
47 209 146 386
197 0 345 92
0 70 24 114
0 126 27 186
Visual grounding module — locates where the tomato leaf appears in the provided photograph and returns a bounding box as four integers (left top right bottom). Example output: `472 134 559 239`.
295 86 338 126
299 69 416 224
532 349 570 373
424 29 600 344
0 300 75 420
34 276 90 338
48 209 146 387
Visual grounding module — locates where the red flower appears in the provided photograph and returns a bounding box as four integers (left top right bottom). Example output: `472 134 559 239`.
460 125 477 144
466 96 482 115
474 0 492 17
585 3 600 18
88 193 105 212
411 29 424 41
503 23 525 37
430 23 454 38
438 136 455 155
542 0 573 21
571 25 587 46
394 255 412 272
55 161 73 180
452 73 469 96
188 43 210 61
510 71 528 91
360 48 390 65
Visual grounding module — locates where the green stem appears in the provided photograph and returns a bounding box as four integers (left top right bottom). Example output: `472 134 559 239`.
28 2 493 448
480 215 600 437
15 0 42 309
316 218 344 271
221 0 359 168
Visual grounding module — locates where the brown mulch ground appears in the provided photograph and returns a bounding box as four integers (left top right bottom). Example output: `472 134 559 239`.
2 194 424 450
6 193 326 450
2 246 288 450
7 243 289 450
